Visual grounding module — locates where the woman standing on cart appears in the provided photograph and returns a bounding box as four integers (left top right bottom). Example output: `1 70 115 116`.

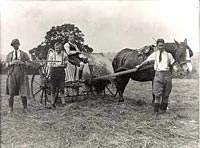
49 42 68 109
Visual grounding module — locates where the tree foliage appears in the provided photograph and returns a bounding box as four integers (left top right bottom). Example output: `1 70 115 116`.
29 23 93 60
44 24 84 49
29 44 49 60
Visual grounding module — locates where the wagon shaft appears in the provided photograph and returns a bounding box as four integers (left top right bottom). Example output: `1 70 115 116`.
94 63 154 80
31 60 62 63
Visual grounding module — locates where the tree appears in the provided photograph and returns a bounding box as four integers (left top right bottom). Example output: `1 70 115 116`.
44 24 84 49
29 43 49 60
29 23 93 60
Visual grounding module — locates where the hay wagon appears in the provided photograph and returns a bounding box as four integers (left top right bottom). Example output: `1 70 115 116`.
30 49 117 105
30 49 153 105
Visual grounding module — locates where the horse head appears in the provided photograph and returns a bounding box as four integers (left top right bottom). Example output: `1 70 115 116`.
173 39 193 73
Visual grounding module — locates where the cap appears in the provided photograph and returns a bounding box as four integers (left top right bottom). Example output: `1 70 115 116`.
11 39 20 46
156 38 165 45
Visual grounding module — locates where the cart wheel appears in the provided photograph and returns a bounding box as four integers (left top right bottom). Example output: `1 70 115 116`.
31 64 51 105
105 79 118 97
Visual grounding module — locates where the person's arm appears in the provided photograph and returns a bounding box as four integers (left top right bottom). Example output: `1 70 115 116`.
136 52 156 68
5 53 11 68
63 53 69 68
168 53 178 72
5 52 17 67
10 51 29 66
64 43 77 55
48 53 54 67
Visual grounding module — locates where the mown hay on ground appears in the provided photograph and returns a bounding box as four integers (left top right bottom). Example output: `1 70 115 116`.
1 76 198 148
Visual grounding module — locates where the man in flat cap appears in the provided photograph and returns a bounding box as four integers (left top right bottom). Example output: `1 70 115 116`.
5 39 31 114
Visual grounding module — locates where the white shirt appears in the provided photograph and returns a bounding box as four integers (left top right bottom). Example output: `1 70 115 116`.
49 51 68 67
147 50 175 71
64 42 79 55
12 49 21 60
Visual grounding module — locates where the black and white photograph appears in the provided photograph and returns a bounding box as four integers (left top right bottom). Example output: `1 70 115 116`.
0 0 199 147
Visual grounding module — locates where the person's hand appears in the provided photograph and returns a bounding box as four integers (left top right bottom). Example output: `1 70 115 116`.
24 61 33 69
76 51 81 54
69 51 77 55
11 60 26 65
4 62 9 68
173 64 179 72
136 65 140 69
10 60 20 65
17 60 26 65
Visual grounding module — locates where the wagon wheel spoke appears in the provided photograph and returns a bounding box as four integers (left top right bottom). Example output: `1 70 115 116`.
33 89 42 97
105 83 117 97
42 64 50 78
44 86 49 105
31 75 43 101
40 90 44 104
33 79 41 86
43 67 48 76
105 86 115 96
31 65 51 105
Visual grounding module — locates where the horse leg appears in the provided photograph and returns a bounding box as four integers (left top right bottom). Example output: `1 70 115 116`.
152 80 155 105
116 76 130 102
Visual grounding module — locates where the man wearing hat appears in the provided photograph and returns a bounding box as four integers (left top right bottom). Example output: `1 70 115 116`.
136 38 178 116
5 39 31 114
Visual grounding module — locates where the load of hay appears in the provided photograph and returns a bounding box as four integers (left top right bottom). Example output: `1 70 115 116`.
82 53 113 93
83 52 113 76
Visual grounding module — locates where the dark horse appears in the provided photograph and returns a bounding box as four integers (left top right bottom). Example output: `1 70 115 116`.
112 39 193 102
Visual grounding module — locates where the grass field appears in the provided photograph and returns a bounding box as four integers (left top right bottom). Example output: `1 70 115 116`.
0 75 199 148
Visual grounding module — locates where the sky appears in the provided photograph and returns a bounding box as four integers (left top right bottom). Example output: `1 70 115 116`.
0 0 199 56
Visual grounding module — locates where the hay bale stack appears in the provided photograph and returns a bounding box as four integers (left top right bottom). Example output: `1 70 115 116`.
82 53 113 78
89 52 113 75
83 53 113 93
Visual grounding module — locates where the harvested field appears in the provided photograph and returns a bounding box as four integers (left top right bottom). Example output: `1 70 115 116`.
0 75 198 148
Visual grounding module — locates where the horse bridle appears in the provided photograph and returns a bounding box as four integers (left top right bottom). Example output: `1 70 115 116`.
175 50 191 67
